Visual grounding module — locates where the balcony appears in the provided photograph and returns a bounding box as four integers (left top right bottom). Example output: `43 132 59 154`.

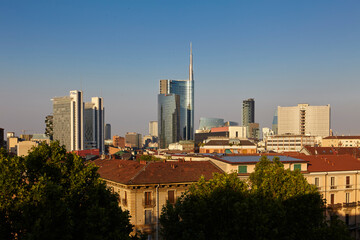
346 184 352 189
122 198 128 207
327 203 342 210
330 186 337 190
343 202 356 208
143 198 156 208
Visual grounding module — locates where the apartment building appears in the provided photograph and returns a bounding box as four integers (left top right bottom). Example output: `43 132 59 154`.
94 159 223 239
322 136 360 147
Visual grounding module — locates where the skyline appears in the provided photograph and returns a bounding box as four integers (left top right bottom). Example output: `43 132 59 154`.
1 1 360 137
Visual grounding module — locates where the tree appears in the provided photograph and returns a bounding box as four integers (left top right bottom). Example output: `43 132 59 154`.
160 156 352 240
0 142 140 240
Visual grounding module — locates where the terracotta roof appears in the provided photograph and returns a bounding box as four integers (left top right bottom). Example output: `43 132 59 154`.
323 136 360 140
93 159 223 185
303 146 360 157
295 154 360 172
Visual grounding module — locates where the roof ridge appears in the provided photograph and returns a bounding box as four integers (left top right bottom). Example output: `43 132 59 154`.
128 162 151 184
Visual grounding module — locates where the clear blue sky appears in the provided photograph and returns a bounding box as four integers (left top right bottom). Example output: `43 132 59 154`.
1 0 360 136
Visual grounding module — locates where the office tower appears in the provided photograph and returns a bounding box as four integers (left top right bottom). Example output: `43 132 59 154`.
149 121 158 137
272 109 278 135
125 132 142 149
52 90 84 151
84 97 104 154
159 44 194 141
158 94 180 149
198 118 224 131
105 124 111 140
45 115 53 140
277 104 330 137
242 98 255 126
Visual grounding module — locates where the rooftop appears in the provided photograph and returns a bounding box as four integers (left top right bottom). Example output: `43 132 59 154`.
295 155 360 172
323 136 360 140
93 159 223 185
214 155 307 164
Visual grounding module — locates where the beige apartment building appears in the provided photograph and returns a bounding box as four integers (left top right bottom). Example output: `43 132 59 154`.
322 136 360 147
278 103 330 137
94 159 223 239
265 134 315 153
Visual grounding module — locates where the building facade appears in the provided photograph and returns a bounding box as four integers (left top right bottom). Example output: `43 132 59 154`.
242 98 255 127
277 104 330 137
158 94 180 149
321 136 360 147
105 124 111 140
265 134 315 153
149 121 158 137
84 97 105 154
52 90 84 151
125 132 142 149
198 117 224 131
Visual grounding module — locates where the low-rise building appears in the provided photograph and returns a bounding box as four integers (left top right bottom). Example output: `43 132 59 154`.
322 136 360 147
265 134 315 152
94 159 223 239
199 138 256 154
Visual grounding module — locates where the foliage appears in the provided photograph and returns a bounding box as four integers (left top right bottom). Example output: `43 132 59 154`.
138 154 161 162
0 141 139 240
160 156 352 240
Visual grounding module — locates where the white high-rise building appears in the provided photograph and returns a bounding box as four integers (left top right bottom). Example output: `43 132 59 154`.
53 90 84 151
277 104 330 137
84 97 104 154
149 121 158 137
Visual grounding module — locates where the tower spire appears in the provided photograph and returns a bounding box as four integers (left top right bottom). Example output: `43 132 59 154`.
189 42 193 81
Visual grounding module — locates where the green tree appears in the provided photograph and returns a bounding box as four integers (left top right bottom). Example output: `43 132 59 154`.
160 156 352 240
0 142 139 240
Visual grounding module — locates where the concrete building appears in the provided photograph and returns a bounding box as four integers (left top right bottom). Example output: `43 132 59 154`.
158 94 180 149
242 98 255 127
125 132 142 149
84 97 104 154
321 136 360 147
105 124 111 140
149 121 158 137
277 104 330 137
17 141 38 157
159 44 194 141
0 128 4 148
45 115 53 140
265 134 315 153
211 126 247 139
7 137 18 154
199 138 257 154
113 135 125 148
52 90 84 151
94 159 223 239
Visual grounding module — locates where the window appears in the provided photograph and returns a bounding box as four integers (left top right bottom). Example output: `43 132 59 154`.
168 190 175 204
346 193 350 203
236 131 238 138
330 177 336 189
345 214 350 226
145 210 152 224
346 176 350 188
314 177 319 187
238 165 247 174
294 164 301 171
145 192 152 206
331 194 335 205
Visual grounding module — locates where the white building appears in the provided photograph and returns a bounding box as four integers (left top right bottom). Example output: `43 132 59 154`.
278 104 330 137
53 90 84 151
149 121 158 137
266 134 315 153
84 97 105 154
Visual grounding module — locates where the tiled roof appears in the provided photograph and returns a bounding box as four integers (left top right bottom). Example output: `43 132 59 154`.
215 155 307 164
93 159 223 185
323 136 360 140
303 146 360 156
295 155 360 172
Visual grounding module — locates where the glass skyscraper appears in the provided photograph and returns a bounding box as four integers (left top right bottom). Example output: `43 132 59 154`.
158 44 194 148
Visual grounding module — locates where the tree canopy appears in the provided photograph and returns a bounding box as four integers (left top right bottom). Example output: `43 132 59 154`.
160 156 352 240
0 142 139 240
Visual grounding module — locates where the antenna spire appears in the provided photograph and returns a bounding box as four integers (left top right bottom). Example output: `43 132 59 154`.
189 42 193 81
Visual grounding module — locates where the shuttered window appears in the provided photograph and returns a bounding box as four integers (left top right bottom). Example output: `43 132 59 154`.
238 166 247 174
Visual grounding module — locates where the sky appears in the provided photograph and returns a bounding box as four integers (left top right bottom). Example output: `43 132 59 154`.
1 0 360 137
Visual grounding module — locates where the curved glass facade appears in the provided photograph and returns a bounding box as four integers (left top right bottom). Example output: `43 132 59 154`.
198 117 224 130
158 94 180 148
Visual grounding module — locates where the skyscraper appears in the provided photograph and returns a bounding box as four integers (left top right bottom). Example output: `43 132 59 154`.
84 97 104 154
52 90 84 151
242 98 255 126
105 124 111 140
159 44 194 142
158 94 180 149
149 121 158 137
